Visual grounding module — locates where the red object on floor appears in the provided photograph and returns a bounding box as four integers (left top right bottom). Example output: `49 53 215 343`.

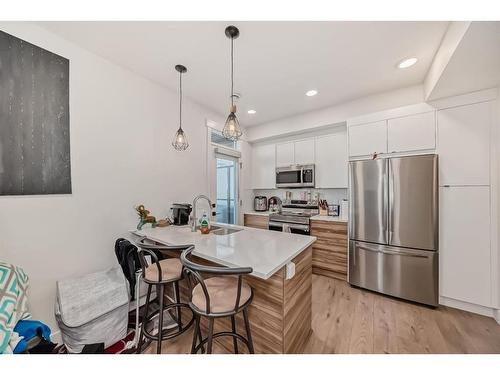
104 330 136 354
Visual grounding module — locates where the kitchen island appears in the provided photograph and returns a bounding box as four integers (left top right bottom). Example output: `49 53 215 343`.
134 223 315 354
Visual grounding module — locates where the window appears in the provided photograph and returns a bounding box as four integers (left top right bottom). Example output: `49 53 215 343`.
211 129 237 150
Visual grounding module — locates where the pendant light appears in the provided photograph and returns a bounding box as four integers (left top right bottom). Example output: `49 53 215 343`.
172 64 189 151
222 25 243 141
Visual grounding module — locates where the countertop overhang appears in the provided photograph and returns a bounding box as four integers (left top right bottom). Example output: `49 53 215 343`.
132 223 316 280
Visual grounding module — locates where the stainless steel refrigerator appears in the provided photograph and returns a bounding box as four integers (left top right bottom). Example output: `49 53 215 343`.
348 154 439 306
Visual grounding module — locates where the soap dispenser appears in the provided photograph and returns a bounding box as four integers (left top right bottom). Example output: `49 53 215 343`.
199 211 210 234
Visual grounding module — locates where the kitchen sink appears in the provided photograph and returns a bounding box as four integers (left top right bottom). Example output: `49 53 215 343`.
211 226 242 235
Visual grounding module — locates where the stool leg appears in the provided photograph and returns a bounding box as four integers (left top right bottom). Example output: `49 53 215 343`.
157 284 165 354
207 317 214 354
137 284 152 354
198 318 205 354
243 308 254 354
231 316 239 354
191 314 200 354
174 281 182 331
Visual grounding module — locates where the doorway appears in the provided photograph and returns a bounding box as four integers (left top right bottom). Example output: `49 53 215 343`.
216 156 238 224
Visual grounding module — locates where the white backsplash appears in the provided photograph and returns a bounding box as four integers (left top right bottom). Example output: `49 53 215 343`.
253 188 347 205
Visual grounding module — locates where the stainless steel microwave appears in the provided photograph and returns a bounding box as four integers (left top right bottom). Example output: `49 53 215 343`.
275 164 315 188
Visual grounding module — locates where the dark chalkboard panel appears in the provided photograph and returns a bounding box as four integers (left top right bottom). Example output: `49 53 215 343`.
0 30 71 195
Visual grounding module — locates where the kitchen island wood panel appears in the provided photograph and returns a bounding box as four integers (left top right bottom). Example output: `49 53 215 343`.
162 246 313 354
243 213 269 229
311 220 348 281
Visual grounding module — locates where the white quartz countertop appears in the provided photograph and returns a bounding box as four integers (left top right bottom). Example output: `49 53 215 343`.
132 223 316 280
310 215 348 223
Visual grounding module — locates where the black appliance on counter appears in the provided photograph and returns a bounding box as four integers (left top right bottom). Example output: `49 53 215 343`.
171 203 192 225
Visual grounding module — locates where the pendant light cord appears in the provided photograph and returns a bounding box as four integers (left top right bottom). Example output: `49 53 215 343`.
231 36 234 108
179 70 183 129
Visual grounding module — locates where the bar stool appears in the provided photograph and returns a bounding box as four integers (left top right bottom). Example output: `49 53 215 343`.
180 246 255 354
135 239 194 354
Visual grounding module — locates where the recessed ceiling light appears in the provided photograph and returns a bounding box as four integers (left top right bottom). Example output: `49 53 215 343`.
398 57 418 69
247 109 256 114
306 90 318 97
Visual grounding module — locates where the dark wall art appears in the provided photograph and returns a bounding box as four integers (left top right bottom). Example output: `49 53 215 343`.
0 30 71 195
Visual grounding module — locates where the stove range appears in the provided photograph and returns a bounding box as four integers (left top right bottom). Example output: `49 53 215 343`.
269 200 319 235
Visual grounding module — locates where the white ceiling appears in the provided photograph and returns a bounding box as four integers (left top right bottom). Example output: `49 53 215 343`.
38 21 449 127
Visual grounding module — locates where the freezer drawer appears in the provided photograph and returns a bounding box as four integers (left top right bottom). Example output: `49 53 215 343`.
348 241 438 306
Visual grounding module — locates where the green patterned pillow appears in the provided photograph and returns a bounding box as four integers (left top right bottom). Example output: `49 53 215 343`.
0 262 30 354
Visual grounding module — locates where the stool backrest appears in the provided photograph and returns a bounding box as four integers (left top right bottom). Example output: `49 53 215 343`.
180 246 253 314
135 237 193 283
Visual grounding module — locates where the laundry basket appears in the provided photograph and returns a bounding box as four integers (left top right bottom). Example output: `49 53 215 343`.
55 266 129 353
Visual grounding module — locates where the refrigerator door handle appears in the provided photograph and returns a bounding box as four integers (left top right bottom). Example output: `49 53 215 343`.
388 159 393 245
356 243 430 259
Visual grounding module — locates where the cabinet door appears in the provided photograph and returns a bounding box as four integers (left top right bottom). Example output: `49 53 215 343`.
315 132 348 188
387 111 436 153
438 101 491 186
294 139 315 165
251 143 276 189
440 186 491 307
276 142 295 166
348 121 387 157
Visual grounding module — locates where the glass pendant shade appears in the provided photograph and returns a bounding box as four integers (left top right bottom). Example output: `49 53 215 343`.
172 127 189 151
222 105 242 141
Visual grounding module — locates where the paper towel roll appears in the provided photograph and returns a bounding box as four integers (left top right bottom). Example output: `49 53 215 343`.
341 199 349 221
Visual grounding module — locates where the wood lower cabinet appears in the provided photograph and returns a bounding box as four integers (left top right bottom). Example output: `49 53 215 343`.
310 219 348 281
244 213 269 230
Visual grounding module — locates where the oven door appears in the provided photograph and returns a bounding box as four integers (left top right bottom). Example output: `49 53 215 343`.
268 221 310 235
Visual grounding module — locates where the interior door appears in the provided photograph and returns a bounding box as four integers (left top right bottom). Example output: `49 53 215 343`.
348 159 388 244
388 155 438 251
216 156 239 224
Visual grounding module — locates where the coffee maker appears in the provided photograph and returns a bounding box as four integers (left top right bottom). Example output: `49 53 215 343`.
171 203 192 225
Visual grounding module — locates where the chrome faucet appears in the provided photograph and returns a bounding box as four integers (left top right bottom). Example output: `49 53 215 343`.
190 195 216 232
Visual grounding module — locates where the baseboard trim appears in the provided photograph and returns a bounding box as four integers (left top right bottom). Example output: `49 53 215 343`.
439 296 495 318
494 309 500 325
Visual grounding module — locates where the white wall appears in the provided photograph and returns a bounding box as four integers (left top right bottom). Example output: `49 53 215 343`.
246 84 424 142
423 22 470 100
0 22 223 333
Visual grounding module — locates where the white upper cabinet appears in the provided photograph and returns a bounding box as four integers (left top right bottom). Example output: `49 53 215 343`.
294 139 315 165
276 142 295 167
315 132 348 188
387 111 436 153
251 143 276 189
440 186 491 307
438 101 491 186
348 121 387 157
276 139 315 166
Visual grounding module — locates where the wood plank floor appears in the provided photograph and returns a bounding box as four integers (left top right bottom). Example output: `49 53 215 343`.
146 275 500 354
